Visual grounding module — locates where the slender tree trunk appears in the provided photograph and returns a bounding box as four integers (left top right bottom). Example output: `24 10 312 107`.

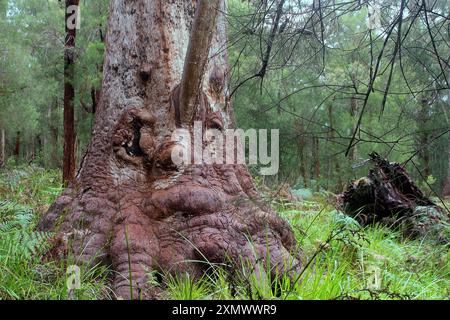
63 0 80 185
0 128 5 167
39 0 299 299
442 67 450 197
327 104 341 191
49 99 60 168
312 136 320 190
295 119 308 187
348 96 358 161
417 97 431 178
14 131 20 163
34 135 42 164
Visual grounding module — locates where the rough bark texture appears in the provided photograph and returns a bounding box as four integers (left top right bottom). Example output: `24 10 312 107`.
39 0 300 299
340 152 449 243
62 0 80 185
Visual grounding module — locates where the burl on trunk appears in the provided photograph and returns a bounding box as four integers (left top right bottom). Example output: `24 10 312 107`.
38 0 300 299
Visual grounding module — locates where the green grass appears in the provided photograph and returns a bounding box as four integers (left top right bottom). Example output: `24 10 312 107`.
0 165 112 300
0 165 448 300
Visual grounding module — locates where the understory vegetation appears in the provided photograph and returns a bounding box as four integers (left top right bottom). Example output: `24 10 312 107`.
1 165 447 300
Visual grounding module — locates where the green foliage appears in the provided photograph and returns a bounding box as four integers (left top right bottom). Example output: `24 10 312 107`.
1 0 449 193
0 166 448 300
0 166 111 300
161 200 449 300
227 0 450 193
0 0 449 300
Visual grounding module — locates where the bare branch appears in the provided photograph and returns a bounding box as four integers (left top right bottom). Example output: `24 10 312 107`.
179 0 221 125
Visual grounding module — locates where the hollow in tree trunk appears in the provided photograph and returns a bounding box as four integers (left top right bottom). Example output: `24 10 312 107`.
39 0 300 299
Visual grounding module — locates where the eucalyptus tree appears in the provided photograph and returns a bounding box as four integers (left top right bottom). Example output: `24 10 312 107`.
39 0 300 299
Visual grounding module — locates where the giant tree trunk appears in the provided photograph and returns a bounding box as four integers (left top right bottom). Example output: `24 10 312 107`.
62 0 80 185
39 0 299 299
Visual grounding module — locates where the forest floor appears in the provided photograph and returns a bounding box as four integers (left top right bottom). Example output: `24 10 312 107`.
0 165 448 300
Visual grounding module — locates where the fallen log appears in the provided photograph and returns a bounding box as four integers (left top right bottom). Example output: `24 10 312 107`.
340 152 449 243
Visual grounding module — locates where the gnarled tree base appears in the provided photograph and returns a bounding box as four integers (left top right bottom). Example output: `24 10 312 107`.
38 149 300 299
38 0 301 299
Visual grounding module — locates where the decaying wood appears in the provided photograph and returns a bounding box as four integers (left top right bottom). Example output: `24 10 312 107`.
340 152 449 243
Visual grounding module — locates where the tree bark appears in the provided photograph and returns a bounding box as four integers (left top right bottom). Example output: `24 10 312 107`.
39 0 299 299
62 0 80 185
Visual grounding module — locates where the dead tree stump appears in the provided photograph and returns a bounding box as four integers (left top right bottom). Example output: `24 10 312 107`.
340 152 449 243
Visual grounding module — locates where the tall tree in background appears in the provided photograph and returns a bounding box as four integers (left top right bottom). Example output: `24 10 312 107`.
39 0 299 299
13 131 20 161
0 129 4 167
443 65 450 197
0 0 6 167
416 96 432 178
442 49 450 197
62 0 80 184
